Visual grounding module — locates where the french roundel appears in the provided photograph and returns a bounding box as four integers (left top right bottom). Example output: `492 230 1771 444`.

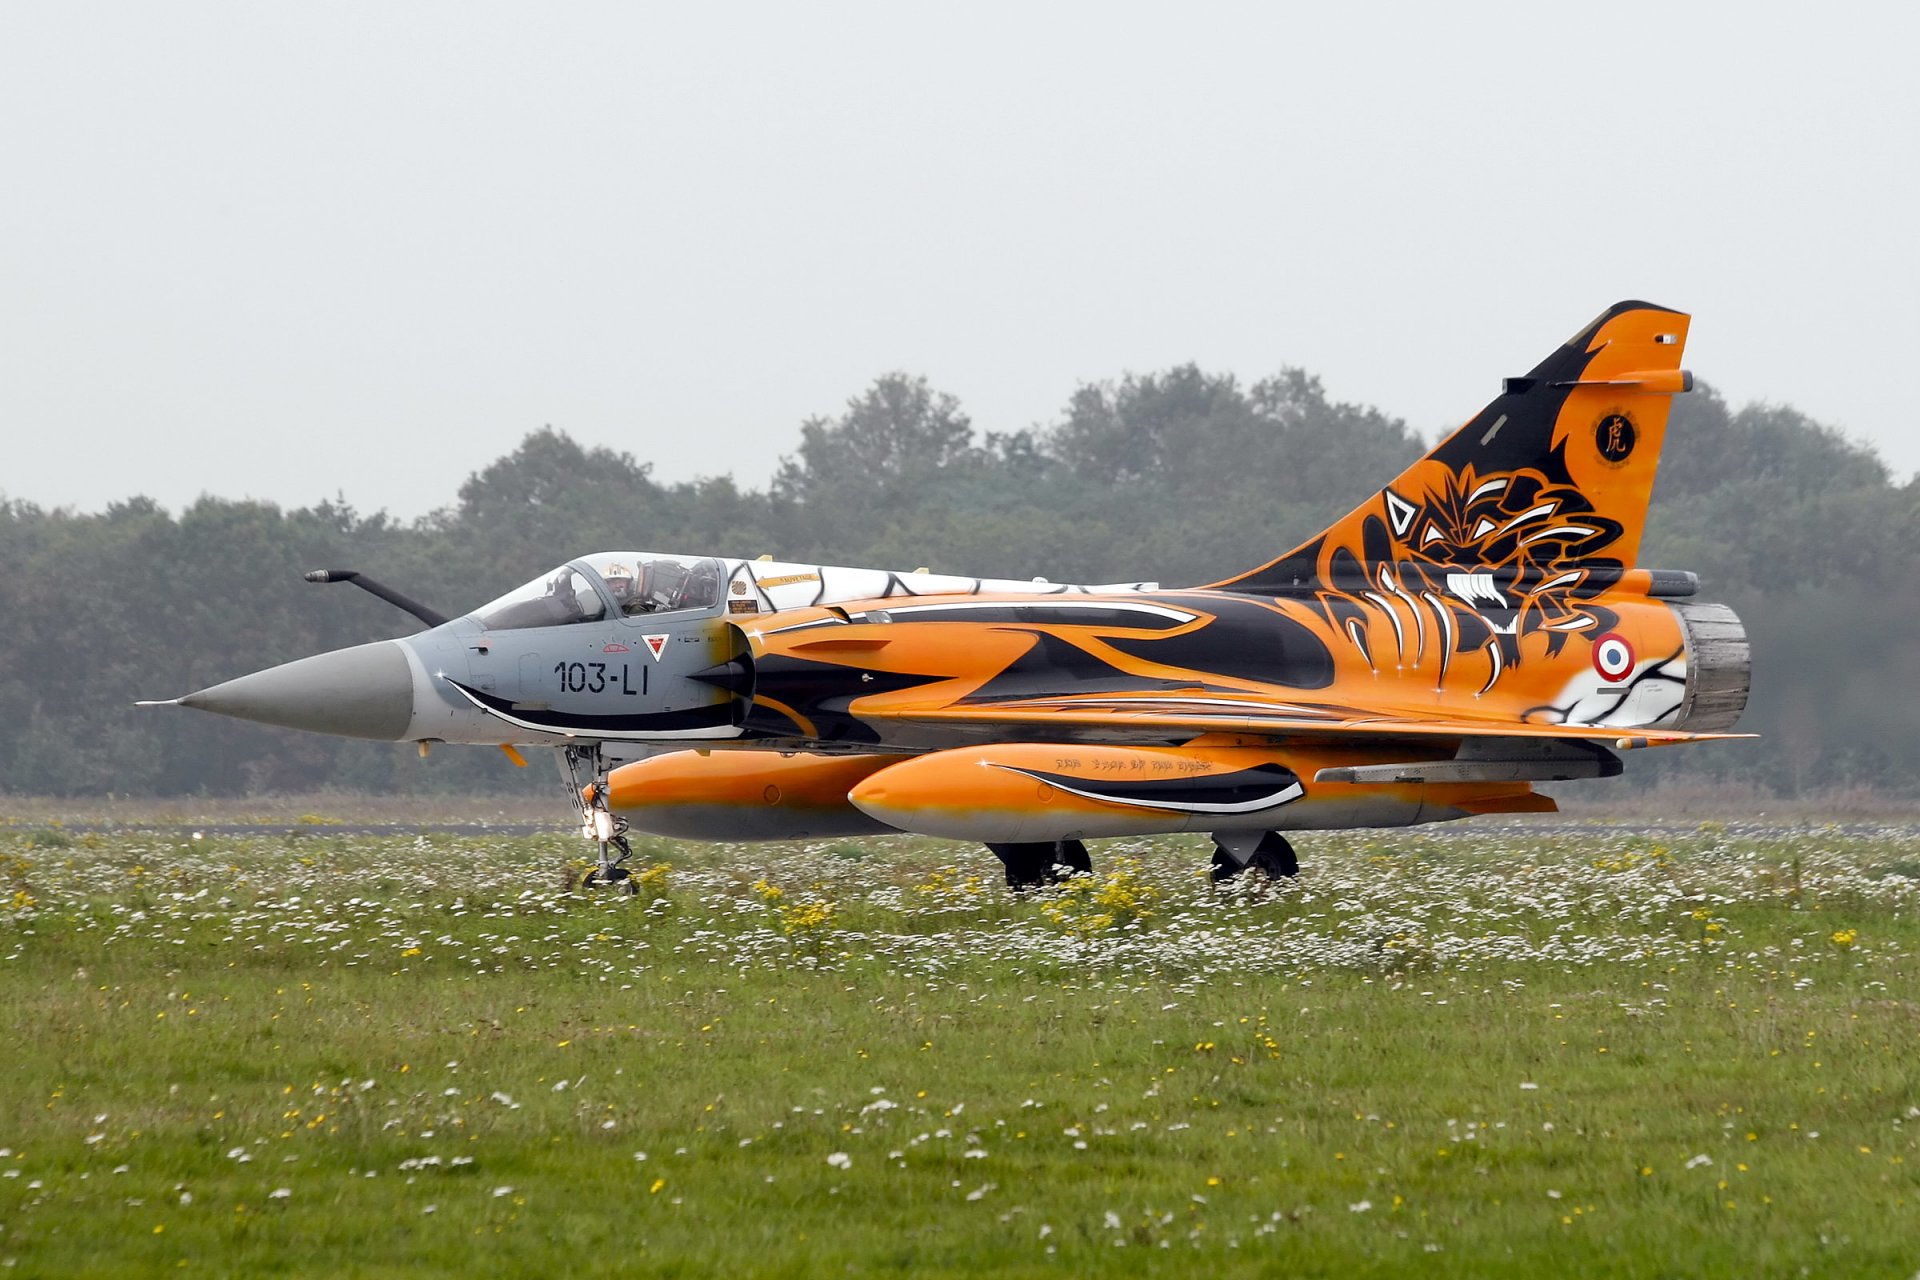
1592 632 1635 682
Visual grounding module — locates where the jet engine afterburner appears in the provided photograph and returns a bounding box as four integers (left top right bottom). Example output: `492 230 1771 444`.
1666 600 1750 732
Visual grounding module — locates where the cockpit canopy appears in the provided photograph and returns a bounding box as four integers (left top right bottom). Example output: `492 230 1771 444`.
474 553 726 630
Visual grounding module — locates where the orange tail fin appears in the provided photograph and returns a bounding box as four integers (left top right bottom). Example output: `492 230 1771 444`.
1210 300 1691 593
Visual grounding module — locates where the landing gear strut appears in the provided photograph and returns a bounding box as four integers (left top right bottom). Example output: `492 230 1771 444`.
562 744 637 893
985 838 1092 889
1210 830 1298 883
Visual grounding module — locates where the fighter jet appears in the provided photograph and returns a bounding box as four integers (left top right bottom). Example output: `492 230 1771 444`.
146 301 1750 888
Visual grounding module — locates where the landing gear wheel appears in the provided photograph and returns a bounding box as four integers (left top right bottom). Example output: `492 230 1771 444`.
1247 835 1299 879
1211 831 1299 882
986 842 1055 890
987 838 1095 889
580 864 638 894
1209 846 1242 884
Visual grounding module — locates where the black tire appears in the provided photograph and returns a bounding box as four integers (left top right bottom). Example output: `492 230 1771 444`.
582 864 637 894
1248 835 1299 879
986 841 1059 890
1055 839 1092 876
1209 845 1242 883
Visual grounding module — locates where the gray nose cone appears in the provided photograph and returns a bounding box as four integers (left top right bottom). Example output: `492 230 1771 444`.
177 640 415 740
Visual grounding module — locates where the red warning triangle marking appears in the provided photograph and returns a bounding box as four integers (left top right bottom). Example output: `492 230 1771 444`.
642 634 669 661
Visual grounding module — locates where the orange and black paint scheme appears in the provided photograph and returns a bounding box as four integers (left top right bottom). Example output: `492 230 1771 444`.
603 301 1751 885
158 302 1751 888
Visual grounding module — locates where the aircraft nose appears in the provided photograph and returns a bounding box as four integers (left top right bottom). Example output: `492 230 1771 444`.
177 640 416 740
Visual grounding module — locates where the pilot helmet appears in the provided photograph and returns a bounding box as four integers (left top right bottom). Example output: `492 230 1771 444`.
603 562 635 597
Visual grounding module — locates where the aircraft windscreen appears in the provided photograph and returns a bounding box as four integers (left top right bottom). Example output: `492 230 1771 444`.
579 553 725 616
473 566 607 630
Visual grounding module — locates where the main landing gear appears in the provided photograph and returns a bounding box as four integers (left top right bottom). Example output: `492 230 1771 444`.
985 838 1092 890
1210 830 1298 883
985 832 1298 889
562 744 637 893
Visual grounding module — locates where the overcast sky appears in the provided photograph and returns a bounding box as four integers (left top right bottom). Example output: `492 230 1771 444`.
4 2 1916 521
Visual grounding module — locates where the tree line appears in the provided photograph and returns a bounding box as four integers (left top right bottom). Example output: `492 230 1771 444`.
2 364 1913 799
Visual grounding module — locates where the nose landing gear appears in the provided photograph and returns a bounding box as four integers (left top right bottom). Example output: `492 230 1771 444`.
563 744 637 893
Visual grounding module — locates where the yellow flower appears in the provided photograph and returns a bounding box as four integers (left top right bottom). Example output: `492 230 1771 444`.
1039 858 1158 936
779 899 835 937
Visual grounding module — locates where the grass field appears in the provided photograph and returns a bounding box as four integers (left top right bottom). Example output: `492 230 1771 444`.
2 820 1917 1277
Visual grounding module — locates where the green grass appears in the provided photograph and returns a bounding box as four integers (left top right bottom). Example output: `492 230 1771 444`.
2 824 1917 1277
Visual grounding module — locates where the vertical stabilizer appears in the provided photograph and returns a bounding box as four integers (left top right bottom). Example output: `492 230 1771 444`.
1209 301 1692 594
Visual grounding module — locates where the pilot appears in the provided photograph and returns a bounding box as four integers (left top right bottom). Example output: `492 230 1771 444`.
603 562 645 616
